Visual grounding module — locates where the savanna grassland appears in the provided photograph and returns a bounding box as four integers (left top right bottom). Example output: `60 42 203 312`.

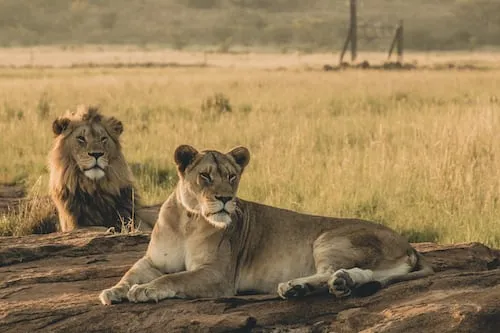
1 61 500 247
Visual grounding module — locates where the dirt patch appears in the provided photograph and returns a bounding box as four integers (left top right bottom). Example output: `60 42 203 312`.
0 231 499 333
0 183 25 214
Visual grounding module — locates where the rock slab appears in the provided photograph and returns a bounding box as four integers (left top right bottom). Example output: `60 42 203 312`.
0 231 499 333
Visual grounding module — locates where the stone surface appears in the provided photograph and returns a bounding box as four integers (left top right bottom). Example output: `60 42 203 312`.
0 230 499 333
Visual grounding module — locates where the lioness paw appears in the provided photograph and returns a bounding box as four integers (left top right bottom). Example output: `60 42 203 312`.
277 281 311 299
328 269 355 298
99 287 127 305
127 283 175 303
127 284 156 303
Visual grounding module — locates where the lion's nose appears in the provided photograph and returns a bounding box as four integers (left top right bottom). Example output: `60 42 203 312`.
88 152 104 159
216 196 233 204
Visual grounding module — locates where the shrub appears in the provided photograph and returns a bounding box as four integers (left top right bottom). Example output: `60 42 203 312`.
201 93 232 113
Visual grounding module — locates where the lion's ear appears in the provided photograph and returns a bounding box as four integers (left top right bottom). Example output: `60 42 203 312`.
227 146 250 171
107 117 124 136
174 145 199 174
52 118 71 136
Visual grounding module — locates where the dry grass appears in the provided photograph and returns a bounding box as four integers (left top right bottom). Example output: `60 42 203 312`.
1 56 500 246
1 46 500 69
0 178 56 236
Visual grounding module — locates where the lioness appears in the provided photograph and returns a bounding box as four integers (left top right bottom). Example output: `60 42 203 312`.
49 105 158 233
100 145 433 304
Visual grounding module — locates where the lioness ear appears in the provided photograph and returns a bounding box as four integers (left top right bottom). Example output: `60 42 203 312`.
227 146 250 171
174 145 199 174
107 117 124 136
52 118 71 136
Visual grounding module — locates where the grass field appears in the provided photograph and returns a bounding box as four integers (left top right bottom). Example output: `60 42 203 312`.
1 46 500 69
1 55 500 247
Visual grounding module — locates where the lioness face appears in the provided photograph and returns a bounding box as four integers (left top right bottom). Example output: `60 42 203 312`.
174 145 250 228
52 109 124 181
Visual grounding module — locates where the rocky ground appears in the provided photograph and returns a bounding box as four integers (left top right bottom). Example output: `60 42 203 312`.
1 185 500 332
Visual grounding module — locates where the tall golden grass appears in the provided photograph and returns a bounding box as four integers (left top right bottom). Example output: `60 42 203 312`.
1 64 499 246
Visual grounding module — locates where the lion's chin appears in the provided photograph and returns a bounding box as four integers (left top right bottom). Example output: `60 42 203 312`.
205 212 232 229
84 168 106 180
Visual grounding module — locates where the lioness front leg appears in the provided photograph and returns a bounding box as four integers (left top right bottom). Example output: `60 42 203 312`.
277 273 332 299
127 267 229 303
99 257 162 305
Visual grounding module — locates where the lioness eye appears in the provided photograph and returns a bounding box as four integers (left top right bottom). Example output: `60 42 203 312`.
199 172 212 183
228 174 237 184
101 136 108 143
76 136 86 143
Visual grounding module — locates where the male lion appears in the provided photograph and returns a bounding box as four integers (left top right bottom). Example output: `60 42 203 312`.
100 145 433 304
49 105 157 232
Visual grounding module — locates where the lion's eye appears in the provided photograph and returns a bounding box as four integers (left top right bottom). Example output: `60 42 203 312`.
76 136 86 143
101 136 108 143
199 172 212 183
228 174 237 184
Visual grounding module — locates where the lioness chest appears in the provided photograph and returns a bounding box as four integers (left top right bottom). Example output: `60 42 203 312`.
146 212 223 274
147 220 186 273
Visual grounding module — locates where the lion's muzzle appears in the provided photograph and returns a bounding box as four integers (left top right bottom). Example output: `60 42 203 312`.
81 152 108 180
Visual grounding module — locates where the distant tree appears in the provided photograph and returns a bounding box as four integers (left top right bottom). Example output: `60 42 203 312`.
229 0 312 11
184 0 219 9
100 12 117 30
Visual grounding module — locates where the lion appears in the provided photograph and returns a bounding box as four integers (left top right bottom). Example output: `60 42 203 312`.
99 144 433 304
49 105 158 233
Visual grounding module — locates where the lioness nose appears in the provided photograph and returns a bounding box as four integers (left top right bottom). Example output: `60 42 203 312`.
88 152 104 159
216 196 232 204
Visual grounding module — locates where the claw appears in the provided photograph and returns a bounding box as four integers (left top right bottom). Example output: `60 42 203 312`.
278 281 311 299
328 270 355 298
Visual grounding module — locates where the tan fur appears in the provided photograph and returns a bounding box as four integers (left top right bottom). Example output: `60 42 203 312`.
99 145 433 304
49 105 157 232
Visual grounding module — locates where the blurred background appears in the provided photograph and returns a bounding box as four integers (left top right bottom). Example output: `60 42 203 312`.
0 0 499 52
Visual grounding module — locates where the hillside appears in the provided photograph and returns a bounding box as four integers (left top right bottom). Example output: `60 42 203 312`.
0 0 499 51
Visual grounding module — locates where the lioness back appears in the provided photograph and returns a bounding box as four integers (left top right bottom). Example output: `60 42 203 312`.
233 199 414 293
99 145 433 305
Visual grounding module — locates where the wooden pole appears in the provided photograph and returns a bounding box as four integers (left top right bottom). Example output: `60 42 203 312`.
388 29 398 60
388 20 403 62
339 0 357 64
397 20 404 63
350 0 357 62
339 29 351 63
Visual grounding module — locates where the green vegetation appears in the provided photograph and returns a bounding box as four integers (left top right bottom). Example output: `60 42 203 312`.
0 0 499 51
1 66 500 247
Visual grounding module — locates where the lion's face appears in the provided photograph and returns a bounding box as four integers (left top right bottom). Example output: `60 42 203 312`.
174 145 250 229
52 106 124 181
66 123 116 180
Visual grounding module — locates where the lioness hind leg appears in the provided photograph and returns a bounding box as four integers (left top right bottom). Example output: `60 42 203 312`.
328 268 377 298
99 257 162 305
328 261 414 298
278 236 363 299
278 267 389 300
